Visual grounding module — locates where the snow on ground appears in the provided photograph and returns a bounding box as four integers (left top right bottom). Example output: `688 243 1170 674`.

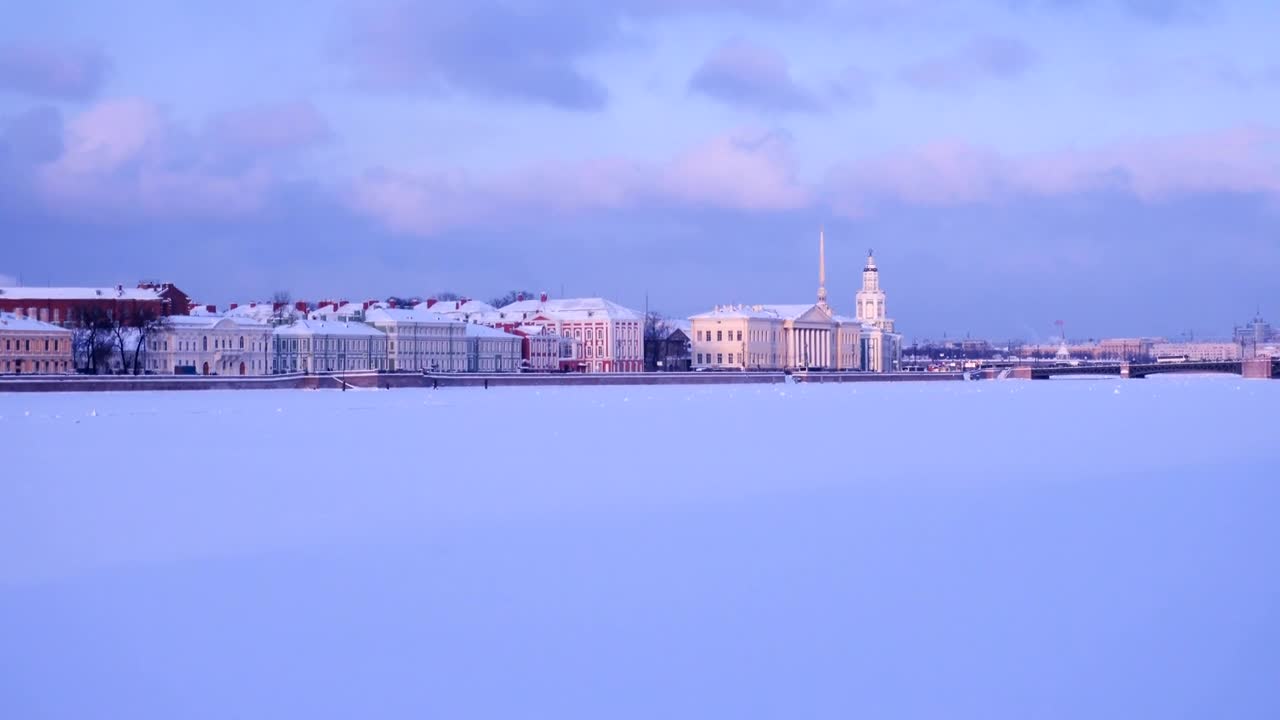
2 377 1279 719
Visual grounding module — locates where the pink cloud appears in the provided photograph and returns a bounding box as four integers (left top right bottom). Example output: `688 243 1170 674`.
349 129 809 235
32 99 298 221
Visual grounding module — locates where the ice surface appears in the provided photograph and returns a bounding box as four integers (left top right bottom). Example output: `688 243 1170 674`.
2 377 1279 719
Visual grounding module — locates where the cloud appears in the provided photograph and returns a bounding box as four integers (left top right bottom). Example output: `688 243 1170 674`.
332 0 842 110
206 101 332 156
335 1 618 110
689 40 822 112
349 129 808 235
825 126 1280 216
901 36 1037 92
0 44 111 100
20 98 336 222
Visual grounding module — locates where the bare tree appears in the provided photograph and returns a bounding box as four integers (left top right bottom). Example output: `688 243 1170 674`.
71 306 115 374
271 290 298 326
489 289 535 308
644 311 675 371
128 308 170 375
435 291 462 302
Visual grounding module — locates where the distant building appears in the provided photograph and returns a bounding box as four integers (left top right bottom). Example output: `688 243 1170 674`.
0 282 191 326
364 307 467 372
146 316 273 376
1234 313 1274 356
0 312 74 374
1096 338 1157 361
272 321 388 374
1150 342 1242 362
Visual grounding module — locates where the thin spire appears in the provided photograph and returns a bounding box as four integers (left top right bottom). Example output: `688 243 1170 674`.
817 226 828 305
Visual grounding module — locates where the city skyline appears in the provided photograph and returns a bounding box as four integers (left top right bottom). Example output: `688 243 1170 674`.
2 1 1278 339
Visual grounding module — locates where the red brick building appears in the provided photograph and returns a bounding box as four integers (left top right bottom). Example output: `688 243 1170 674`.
0 283 191 327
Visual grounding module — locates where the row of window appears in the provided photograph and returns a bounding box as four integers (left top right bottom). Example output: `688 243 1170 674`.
3 337 66 353
1 359 70 373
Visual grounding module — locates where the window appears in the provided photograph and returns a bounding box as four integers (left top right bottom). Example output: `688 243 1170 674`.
728 353 734 364
736 331 742 341
716 353 723 364
716 331 722 342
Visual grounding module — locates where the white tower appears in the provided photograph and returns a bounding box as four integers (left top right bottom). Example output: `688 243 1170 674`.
855 249 893 332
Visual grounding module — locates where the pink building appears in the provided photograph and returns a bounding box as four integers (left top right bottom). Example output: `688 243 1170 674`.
497 295 644 373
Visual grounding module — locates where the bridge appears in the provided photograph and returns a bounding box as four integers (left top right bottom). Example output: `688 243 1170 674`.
999 358 1278 380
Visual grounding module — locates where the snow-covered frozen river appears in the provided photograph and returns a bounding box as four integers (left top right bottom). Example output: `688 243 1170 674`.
3 378 1278 719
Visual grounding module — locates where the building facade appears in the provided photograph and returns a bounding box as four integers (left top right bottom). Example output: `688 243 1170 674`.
145 316 273 375
364 307 468 372
1150 342 1243 362
0 313 74 374
272 321 388 374
495 296 644 373
464 323 522 372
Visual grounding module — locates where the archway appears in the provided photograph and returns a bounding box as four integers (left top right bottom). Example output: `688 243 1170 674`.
202 362 209 375
239 362 246 376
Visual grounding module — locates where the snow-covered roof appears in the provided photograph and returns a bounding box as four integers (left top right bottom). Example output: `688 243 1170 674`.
224 304 279 322
498 297 642 322
365 307 461 326
0 312 73 334
465 323 518 339
309 302 371 321
417 299 497 315
690 304 827 322
0 286 162 301
163 315 270 331
273 320 386 338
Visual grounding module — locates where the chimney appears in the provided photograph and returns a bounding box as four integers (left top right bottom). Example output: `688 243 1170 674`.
206 304 216 314
426 298 437 309
230 303 239 310
248 302 256 308
362 300 372 311
116 284 124 296
273 302 284 312
517 292 524 302
295 301 308 313
388 299 398 309
540 291 548 303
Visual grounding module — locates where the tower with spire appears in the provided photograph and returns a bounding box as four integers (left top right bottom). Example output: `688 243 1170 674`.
855 249 894 332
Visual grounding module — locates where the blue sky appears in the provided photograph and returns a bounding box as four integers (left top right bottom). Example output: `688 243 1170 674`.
1 0 1277 340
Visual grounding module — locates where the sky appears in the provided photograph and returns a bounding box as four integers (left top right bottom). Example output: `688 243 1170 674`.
1 0 1277 340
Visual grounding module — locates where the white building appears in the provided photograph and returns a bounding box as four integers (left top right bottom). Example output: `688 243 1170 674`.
364 307 468 372
690 230 902 372
497 295 644 372
272 321 388 374
464 323 522 372
146 316 273 376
